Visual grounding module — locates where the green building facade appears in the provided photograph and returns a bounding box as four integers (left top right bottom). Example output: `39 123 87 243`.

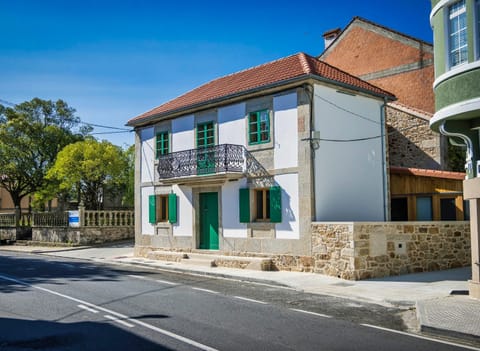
430 0 480 178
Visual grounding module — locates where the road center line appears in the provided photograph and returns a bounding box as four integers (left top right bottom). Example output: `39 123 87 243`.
191 287 219 294
127 274 177 285
233 296 268 305
361 324 480 351
0 274 219 351
290 308 332 318
104 314 135 328
78 304 99 314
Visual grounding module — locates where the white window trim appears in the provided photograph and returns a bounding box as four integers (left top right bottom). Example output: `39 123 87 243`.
446 0 468 69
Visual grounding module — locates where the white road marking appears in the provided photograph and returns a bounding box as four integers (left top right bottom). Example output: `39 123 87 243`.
104 314 134 328
233 296 267 305
127 274 177 285
78 304 99 314
192 287 219 294
361 324 480 351
290 308 332 318
0 274 219 351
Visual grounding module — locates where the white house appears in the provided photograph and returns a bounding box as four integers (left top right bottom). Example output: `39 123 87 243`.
127 52 395 259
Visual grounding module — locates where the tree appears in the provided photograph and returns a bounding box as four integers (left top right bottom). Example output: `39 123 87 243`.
0 98 90 209
47 139 128 210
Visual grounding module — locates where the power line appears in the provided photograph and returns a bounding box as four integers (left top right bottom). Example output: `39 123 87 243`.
1 97 131 132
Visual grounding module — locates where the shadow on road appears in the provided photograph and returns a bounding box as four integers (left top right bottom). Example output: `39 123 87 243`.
0 317 173 351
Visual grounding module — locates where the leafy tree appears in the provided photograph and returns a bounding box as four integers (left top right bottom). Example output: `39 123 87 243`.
47 139 128 210
0 98 90 209
121 144 135 208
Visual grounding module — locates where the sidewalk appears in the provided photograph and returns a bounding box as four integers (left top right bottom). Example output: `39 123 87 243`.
1 241 479 343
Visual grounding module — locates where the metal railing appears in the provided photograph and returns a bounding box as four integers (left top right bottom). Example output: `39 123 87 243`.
157 144 246 179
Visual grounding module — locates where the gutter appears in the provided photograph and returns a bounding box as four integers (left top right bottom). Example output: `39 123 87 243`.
127 74 395 128
439 122 474 179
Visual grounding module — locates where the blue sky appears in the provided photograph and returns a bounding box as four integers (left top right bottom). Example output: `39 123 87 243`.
0 0 433 147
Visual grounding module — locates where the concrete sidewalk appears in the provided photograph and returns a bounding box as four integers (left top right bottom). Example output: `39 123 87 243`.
1 241 479 343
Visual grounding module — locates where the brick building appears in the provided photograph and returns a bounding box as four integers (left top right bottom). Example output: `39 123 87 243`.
319 17 466 221
319 17 447 170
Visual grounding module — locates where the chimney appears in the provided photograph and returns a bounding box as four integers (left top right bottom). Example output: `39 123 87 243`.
323 28 341 49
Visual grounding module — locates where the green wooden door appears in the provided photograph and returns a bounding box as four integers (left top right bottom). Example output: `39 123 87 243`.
199 192 219 250
197 122 215 175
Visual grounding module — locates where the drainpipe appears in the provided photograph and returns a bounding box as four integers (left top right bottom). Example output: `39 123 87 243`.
439 122 474 179
381 98 389 221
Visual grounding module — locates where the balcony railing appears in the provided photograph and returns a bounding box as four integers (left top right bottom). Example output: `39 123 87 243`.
157 144 246 180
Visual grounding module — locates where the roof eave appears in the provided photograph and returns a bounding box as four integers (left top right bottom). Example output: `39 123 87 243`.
127 74 395 128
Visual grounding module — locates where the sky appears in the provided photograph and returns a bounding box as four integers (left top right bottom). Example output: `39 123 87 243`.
0 0 433 148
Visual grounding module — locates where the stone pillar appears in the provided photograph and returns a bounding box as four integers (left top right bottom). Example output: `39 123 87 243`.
464 178 480 299
78 201 85 227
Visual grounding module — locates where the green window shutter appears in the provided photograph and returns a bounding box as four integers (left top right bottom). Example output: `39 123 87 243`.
239 188 250 223
168 193 177 224
269 186 282 223
149 195 156 224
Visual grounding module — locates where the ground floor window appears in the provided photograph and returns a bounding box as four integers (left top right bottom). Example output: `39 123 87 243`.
391 197 408 221
440 197 456 220
239 186 282 223
149 193 177 224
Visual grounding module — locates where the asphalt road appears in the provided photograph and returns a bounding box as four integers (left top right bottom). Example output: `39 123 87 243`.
0 251 476 351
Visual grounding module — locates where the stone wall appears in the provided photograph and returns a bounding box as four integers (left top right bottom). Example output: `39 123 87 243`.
386 106 445 170
33 227 134 245
312 222 471 280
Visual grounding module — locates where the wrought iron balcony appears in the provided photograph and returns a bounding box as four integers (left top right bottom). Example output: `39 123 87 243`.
157 144 246 180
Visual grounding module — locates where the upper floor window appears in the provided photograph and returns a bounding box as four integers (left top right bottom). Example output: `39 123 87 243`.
248 110 270 145
197 121 215 148
448 0 468 67
477 0 480 59
156 131 169 158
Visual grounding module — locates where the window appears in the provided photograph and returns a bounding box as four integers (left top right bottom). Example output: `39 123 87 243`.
448 0 468 67
391 197 408 221
477 0 480 59
464 199 471 220
197 122 215 148
255 189 271 221
440 197 457 220
148 193 177 224
248 110 270 144
416 196 433 221
156 131 169 158
238 186 281 223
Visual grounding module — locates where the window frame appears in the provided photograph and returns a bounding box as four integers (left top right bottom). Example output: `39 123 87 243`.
248 110 271 145
196 121 215 148
448 0 468 68
156 131 169 158
156 194 169 222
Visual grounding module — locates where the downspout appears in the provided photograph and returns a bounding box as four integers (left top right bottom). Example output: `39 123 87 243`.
381 98 389 221
439 122 474 179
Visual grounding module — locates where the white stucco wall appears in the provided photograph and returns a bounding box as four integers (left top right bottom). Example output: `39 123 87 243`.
274 92 298 169
172 115 195 152
140 127 155 184
141 186 154 235
313 84 386 221
172 185 193 237
222 178 248 238
218 103 246 146
275 173 299 239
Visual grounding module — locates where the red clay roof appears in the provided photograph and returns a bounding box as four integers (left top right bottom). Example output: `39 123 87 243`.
390 166 466 180
128 52 395 126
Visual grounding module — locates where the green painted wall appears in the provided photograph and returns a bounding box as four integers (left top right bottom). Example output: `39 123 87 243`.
432 9 447 77
435 69 480 110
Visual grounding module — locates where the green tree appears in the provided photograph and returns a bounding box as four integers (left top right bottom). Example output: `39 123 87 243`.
0 98 90 209
47 139 128 210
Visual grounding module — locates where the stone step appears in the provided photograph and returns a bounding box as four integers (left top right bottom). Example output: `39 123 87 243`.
184 253 273 271
146 250 187 262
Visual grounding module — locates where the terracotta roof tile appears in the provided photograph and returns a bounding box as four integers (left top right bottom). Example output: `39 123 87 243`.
128 52 395 126
390 166 466 180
